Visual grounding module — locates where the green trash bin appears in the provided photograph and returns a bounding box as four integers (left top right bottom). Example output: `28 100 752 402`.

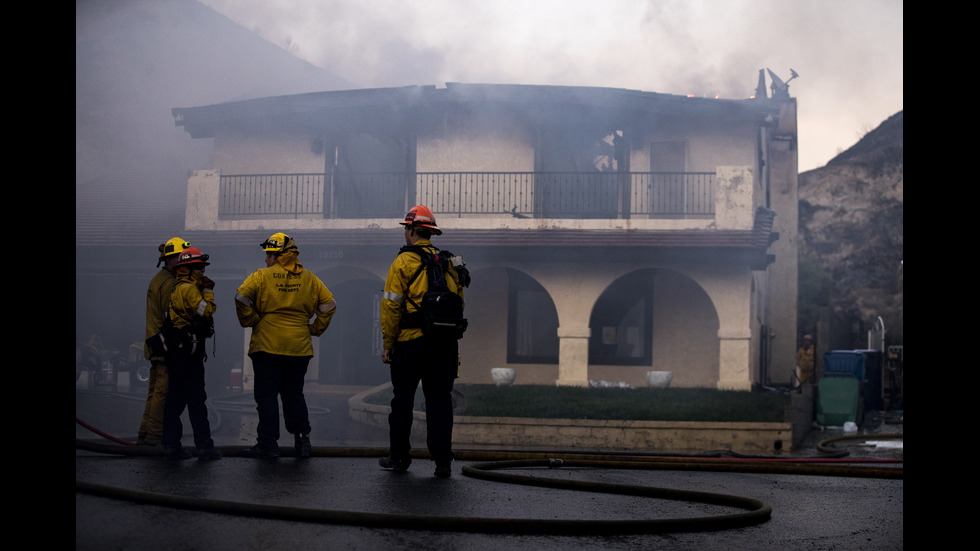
816 377 862 426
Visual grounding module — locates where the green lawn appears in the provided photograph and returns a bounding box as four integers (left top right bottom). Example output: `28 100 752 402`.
365 384 790 423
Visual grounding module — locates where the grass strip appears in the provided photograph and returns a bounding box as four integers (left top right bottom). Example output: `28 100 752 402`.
364 384 790 423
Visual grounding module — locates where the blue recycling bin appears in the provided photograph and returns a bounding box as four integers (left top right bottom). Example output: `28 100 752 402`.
823 350 866 381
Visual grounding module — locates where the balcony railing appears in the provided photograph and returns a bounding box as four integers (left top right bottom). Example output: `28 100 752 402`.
218 172 716 219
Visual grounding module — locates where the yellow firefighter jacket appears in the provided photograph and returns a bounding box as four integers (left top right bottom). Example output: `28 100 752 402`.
235 252 336 357
380 239 464 351
144 268 177 361
168 270 216 331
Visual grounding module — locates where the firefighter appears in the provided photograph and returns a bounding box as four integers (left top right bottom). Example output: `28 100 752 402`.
138 237 188 447
161 247 221 461
235 232 337 459
379 205 465 478
796 334 816 388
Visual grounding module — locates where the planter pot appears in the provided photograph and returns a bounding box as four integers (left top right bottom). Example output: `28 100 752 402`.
646 370 673 388
491 368 516 386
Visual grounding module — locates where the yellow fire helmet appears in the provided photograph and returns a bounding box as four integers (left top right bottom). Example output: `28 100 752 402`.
260 232 298 254
157 237 190 267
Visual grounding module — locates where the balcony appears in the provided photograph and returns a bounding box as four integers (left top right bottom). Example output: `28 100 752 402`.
216 171 716 220
185 167 757 233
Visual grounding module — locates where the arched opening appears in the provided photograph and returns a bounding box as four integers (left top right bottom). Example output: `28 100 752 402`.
318 276 388 386
505 268 559 364
651 269 720 387
588 268 720 387
589 269 654 365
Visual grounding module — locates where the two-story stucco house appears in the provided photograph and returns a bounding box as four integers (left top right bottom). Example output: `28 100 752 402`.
169 79 799 391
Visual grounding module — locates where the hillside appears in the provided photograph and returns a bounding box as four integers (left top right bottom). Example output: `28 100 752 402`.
798 111 904 341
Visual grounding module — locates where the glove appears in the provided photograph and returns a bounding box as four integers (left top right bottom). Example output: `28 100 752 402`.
200 276 216 290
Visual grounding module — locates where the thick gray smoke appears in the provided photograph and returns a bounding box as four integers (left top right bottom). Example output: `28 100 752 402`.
198 0 903 172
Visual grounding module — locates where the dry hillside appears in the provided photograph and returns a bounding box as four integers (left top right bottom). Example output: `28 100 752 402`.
798 111 903 341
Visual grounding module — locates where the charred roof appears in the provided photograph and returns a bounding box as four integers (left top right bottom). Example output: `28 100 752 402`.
173 82 784 139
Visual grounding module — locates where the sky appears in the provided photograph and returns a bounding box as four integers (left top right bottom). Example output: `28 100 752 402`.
197 0 902 173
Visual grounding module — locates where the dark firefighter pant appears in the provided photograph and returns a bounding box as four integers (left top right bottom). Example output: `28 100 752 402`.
162 349 214 450
250 352 312 449
388 335 459 466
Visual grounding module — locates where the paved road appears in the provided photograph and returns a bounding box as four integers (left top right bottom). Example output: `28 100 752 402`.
75 386 903 550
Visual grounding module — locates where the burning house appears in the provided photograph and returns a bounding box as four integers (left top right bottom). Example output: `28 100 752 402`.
163 77 799 390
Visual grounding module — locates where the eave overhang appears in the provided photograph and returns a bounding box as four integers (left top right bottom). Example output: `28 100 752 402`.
179 209 777 269
172 83 782 139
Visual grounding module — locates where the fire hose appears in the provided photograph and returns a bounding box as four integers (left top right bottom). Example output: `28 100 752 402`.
75 423 901 535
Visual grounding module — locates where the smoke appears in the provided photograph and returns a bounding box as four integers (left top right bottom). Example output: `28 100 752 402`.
197 0 903 171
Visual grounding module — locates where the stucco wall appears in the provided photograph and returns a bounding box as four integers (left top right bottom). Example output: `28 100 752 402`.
214 130 325 174
417 112 535 172
631 118 758 173
765 101 800 384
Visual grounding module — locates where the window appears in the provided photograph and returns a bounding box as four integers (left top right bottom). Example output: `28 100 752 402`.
532 128 627 218
325 133 410 218
649 141 687 214
506 269 559 364
589 270 654 365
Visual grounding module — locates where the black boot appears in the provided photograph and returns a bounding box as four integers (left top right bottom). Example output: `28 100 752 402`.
241 444 280 459
165 446 191 461
197 447 222 461
379 456 410 472
434 462 452 478
295 434 311 458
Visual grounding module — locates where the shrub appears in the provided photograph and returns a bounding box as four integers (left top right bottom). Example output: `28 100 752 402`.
365 384 789 423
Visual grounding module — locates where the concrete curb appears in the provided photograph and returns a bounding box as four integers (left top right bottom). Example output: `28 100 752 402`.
348 383 794 454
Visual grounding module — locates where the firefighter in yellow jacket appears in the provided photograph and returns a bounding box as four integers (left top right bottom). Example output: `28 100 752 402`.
161 247 221 461
796 334 816 387
379 205 467 478
138 237 188 447
235 232 337 459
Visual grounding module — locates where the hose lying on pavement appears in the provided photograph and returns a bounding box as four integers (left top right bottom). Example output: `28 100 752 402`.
74 438 903 479
75 434 902 535
75 440 770 535
75 417 134 446
460 458 772 534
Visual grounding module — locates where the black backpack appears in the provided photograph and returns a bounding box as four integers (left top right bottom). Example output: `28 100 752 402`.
399 245 469 340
